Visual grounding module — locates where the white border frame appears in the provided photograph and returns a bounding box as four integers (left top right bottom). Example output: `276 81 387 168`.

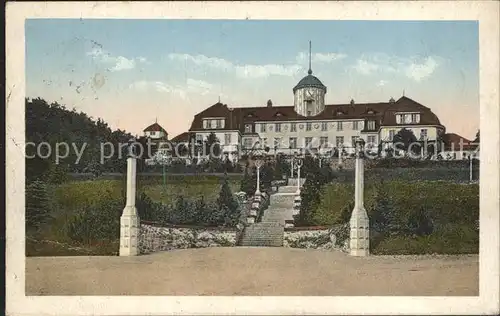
6 1 499 315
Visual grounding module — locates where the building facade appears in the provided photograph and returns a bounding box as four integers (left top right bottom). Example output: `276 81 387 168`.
181 65 446 161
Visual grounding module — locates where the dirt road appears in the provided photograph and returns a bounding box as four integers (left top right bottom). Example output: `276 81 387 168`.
26 247 478 296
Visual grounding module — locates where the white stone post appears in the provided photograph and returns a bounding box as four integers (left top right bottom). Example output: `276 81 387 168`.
120 156 140 256
338 146 343 168
349 139 370 257
290 159 294 178
295 158 303 195
255 159 262 196
469 155 473 182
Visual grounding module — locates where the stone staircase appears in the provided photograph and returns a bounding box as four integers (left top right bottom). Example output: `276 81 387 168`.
239 180 304 247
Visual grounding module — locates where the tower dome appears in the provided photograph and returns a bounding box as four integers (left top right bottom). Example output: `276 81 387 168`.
292 71 327 94
293 41 327 117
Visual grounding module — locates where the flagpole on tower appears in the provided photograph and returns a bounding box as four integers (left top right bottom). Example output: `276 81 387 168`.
308 40 312 74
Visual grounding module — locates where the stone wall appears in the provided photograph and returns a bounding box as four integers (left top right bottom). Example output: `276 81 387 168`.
139 222 240 254
284 225 350 252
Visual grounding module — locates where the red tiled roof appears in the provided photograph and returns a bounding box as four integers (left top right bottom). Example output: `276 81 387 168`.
442 133 476 150
171 132 190 143
143 122 167 133
188 96 444 133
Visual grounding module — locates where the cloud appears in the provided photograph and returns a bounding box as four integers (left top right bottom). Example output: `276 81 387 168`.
296 52 347 64
352 53 441 82
353 59 380 75
377 80 388 87
167 53 303 79
87 48 148 72
405 56 439 82
129 78 216 99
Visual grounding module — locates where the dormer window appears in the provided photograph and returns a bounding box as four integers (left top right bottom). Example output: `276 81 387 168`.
396 112 420 124
389 97 396 103
244 124 253 133
367 120 376 130
366 109 375 114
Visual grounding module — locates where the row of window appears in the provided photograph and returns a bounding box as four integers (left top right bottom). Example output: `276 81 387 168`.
249 135 378 149
251 120 376 134
396 113 421 124
387 129 428 141
203 119 225 129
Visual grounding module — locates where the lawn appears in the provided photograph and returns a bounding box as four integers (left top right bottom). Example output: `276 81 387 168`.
53 177 241 208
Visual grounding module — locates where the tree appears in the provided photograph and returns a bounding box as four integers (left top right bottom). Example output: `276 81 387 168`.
239 167 256 196
392 128 419 155
407 206 434 237
205 133 221 159
26 180 52 235
370 181 398 235
216 177 240 226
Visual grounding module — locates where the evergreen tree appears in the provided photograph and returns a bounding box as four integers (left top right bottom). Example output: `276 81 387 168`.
370 181 398 235
217 177 240 226
407 206 434 236
26 180 52 234
239 167 256 196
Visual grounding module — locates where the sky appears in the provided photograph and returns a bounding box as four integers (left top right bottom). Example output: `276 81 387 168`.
26 19 479 139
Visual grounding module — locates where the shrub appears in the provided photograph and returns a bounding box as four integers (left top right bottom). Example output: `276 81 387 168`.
26 180 52 235
65 198 122 246
370 181 400 235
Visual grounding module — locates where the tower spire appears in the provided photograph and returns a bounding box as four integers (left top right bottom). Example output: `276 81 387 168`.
308 41 312 75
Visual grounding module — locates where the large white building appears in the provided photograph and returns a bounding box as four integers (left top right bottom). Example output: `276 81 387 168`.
176 61 448 161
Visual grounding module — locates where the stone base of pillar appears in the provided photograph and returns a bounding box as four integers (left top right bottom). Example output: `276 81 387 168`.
349 207 370 257
119 206 140 256
293 195 301 216
246 216 255 224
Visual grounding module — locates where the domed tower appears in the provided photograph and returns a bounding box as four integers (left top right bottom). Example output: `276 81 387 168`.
293 41 327 117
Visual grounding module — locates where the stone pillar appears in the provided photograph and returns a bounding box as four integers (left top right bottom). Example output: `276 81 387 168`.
120 156 140 256
349 139 369 256
255 160 262 196
296 164 302 194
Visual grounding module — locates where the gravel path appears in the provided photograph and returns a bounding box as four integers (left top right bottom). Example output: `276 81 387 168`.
26 247 478 296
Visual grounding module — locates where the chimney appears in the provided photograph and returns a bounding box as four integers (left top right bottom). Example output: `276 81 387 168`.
267 99 273 107
350 99 355 105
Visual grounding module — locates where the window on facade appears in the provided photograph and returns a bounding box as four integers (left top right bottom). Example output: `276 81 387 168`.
289 137 297 149
367 135 376 148
389 130 396 141
404 114 412 124
337 121 343 131
225 133 231 144
196 134 204 143
353 121 359 130
260 124 266 133
396 115 401 124
306 122 312 131
305 137 313 148
244 138 253 149
216 119 222 128
412 114 420 123
244 124 253 133
307 110 312 116
367 120 376 130
420 129 428 140
291 123 297 132
336 136 344 148
274 137 282 149
351 136 359 148
320 136 328 147
321 122 328 131
203 120 209 129
261 138 267 148
275 123 282 132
